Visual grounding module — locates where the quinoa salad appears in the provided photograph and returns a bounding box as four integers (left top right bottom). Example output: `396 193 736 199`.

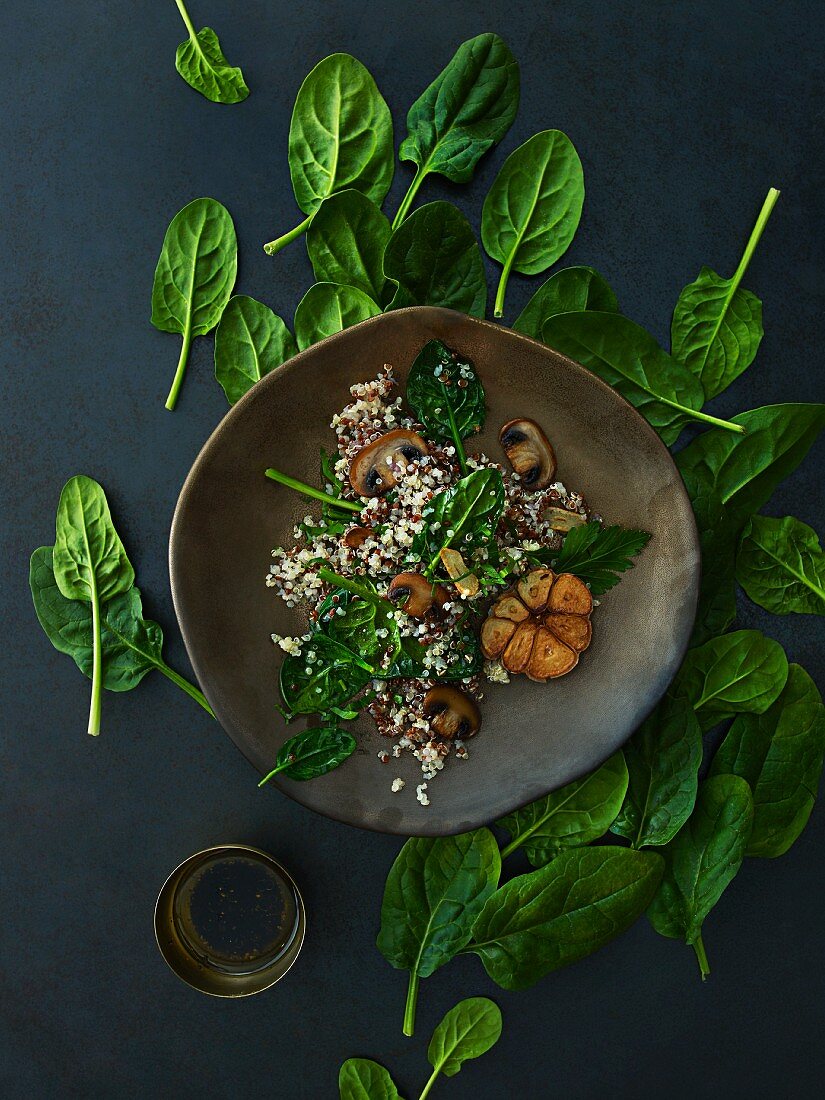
261 340 648 804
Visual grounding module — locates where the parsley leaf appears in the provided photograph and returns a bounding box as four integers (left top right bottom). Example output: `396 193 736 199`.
551 522 651 595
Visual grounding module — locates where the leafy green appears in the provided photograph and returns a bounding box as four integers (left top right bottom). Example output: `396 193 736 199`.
384 201 487 317
377 829 501 1036
499 752 628 865
513 266 619 340
611 693 703 848
425 997 502 1082
294 282 381 351
52 476 135 735
416 469 505 566
481 130 585 317
322 587 401 667
279 634 373 716
736 515 825 615
675 403 825 527
541 312 742 445
710 664 825 857
684 479 739 647
647 775 754 979
406 340 485 472
338 1058 401 1100
258 725 357 786
263 53 393 255
306 190 392 303
394 33 519 227
151 197 237 410
173 1 249 104
214 295 297 404
468 847 663 990
671 188 779 400
675 629 789 732
548 522 650 595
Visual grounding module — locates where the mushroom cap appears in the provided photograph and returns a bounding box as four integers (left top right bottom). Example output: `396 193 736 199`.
499 418 556 490
481 568 593 681
349 429 429 497
423 684 482 740
388 572 447 618
341 525 373 549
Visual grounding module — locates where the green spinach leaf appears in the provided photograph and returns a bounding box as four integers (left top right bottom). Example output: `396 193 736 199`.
469 847 663 990
259 725 357 786
499 752 628 865
736 515 825 615
671 188 779 400
279 634 374 716
377 829 501 1036
546 522 650 595
513 265 619 340
675 629 788 732
416 469 505 565
540 312 742 444
675 403 825 527
264 54 393 255
306 190 391 303
52 476 135 735
394 33 519 227
322 588 401 667
684 479 739 647
173 1 249 104
426 997 502 1081
384 201 487 317
647 775 753 978
481 130 585 317
214 295 297 405
611 693 702 848
338 1058 402 1100
710 664 825 857
151 197 237 410
294 283 381 351
406 340 485 472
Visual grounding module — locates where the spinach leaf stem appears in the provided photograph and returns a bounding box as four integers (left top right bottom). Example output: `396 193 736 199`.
165 318 193 411
263 214 313 256
88 577 102 736
402 970 419 1037
693 934 710 980
265 468 362 512
173 0 197 40
157 662 215 717
392 164 427 230
443 382 468 474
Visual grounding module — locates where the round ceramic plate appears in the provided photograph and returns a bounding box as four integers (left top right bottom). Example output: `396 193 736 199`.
169 307 699 836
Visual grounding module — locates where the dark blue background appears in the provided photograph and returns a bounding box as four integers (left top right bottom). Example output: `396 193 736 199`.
2 1 823 1096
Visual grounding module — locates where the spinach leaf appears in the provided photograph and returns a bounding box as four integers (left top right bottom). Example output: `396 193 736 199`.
675 629 788 732
279 634 374 716
710 664 825 857
416 469 505 565
684 479 738 647
259 725 357 786
52 476 135 735
647 775 753 979
385 626 482 682
611 693 702 848
545 522 650 595
322 588 401 667
675 403 825 527
394 33 519 227
377 829 501 1036
541 312 741 444
499 751 628 865
736 515 825 615
671 188 779 400
173 1 249 104
214 295 297 404
513 266 619 340
481 130 585 317
306 190 391 303
338 1058 401 1100
426 997 502 1081
151 197 237 410
294 283 381 351
468 847 663 990
406 340 485 473
384 202 487 317
263 54 393 256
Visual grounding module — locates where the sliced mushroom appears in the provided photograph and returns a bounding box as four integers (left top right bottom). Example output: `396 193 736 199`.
499 419 556 490
544 506 587 533
388 573 447 618
341 525 373 549
423 685 481 740
349 429 429 497
439 547 480 598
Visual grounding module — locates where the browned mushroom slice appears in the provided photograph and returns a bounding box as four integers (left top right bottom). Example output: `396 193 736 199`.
502 621 538 674
547 572 593 616
481 616 517 659
341 525 373 549
499 419 557 490
527 626 578 682
517 568 555 612
349 429 429 497
546 612 592 652
491 594 530 622
423 685 481 740
544 507 587 533
388 573 447 618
